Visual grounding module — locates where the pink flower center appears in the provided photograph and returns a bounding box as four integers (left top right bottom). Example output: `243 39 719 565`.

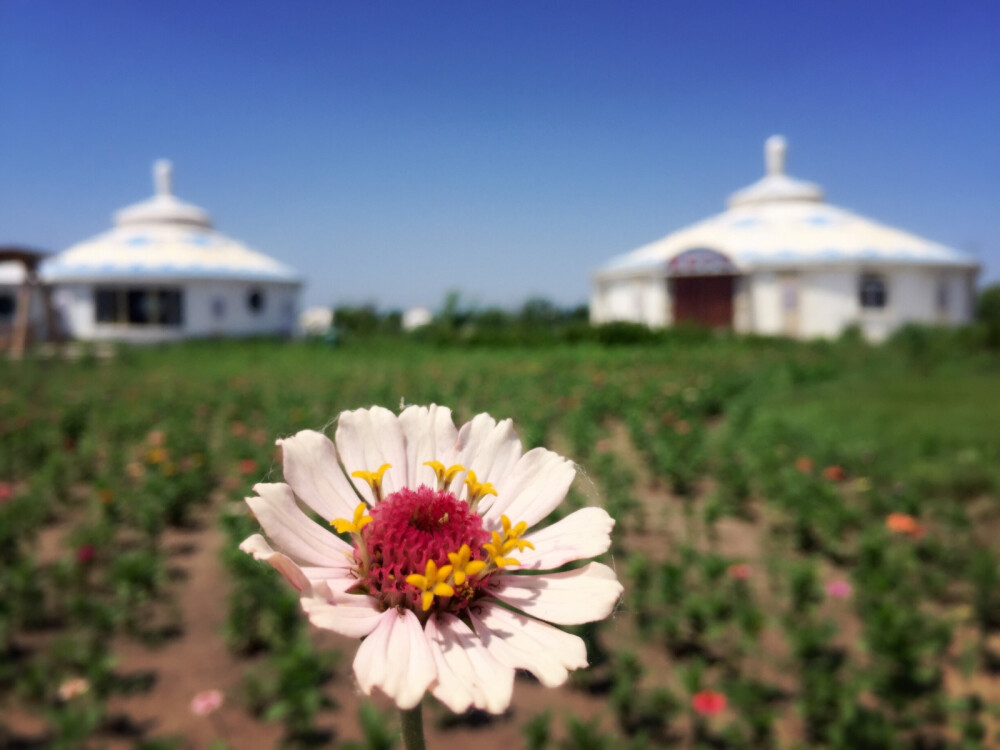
359 486 491 612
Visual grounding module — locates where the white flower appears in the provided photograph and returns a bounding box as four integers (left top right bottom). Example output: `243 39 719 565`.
240 405 621 713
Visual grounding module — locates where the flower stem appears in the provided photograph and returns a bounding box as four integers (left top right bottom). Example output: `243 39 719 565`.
400 704 426 750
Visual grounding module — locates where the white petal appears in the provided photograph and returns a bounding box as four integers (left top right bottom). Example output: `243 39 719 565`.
299 566 360 595
246 483 355 568
468 600 588 687
353 608 436 709
240 534 313 595
300 593 384 638
278 430 359 521
518 507 615 570
335 407 409 501
489 563 623 625
451 413 522 491
426 613 514 714
398 404 459 490
484 448 576 529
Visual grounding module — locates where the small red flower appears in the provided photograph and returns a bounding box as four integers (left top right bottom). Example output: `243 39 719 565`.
795 457 813 473
0 482 13 503
239 458 259 476
76 544 96 564
822 465 845 482
691 690 727 717
727 563 752 581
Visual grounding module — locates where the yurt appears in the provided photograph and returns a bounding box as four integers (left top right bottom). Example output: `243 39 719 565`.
43 161 301 343
590 137 979 341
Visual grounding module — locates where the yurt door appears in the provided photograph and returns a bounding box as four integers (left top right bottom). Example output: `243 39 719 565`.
672 275 734 328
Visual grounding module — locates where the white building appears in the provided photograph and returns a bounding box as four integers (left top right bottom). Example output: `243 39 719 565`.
43 161 301 342
591 137 979 341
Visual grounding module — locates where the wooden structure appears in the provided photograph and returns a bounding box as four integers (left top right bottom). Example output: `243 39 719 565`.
0 247 59 358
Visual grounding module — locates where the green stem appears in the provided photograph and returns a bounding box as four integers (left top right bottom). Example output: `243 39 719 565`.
400 704 426 750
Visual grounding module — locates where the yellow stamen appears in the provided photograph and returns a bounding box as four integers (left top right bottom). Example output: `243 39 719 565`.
352 463 392 502
481 515 535 569
484 531 521 568
423 461 466 490
405 559 455 611
330 502 373 535
447 544 488 585
499 515 534 554
465 470 498 511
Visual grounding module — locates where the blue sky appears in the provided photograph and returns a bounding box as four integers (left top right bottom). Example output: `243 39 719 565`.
2 1 998 310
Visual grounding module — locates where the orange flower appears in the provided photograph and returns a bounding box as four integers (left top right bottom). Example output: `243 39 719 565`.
795 457 813 473
822 465 845 482
146 447 168 465
886 512 924 539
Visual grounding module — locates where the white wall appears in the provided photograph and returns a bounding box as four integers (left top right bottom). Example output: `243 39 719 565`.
799 270 857 338
52 279 300 343
749 272 781 335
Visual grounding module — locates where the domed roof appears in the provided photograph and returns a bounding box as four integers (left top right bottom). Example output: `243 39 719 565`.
43 161 300 285
599 137 978 276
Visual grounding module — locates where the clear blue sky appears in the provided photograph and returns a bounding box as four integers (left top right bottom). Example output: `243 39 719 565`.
2 1 998 310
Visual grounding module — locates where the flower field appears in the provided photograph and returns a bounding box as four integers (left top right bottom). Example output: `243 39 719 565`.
2 332 999 749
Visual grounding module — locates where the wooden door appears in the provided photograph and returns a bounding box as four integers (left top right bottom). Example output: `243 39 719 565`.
672 276 734 328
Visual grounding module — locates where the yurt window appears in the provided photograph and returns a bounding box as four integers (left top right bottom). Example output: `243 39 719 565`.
247 288 265 314
0 293 14 321
859 274 887 309
936 279 950 315
94 287 184 326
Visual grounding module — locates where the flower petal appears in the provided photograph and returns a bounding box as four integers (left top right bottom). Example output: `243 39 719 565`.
246 483 354 567
468 600 588 687
518 507 615 570
336 407 408 500
300 592 384 638
450 413 522 495
239 534 313 594
398 404 459 490
484 448 576 529
278 430 359 521
489 562 623 625
353 608 437 709
426 613 514 714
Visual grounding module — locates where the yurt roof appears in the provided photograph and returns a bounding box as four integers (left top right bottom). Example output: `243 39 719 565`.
598 137 978 277
42 161 301 285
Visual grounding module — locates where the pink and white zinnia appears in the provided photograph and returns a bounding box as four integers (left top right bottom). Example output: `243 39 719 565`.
240 405 622 713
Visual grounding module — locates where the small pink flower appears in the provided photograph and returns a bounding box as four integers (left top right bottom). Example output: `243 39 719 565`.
826 580 852 599
0 482 13 503
58 677 90 701
190 689 224 716
76 544 96 564
727 563 752 581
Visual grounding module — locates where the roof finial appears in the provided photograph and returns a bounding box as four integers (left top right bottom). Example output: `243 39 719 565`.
154 159 173 197
765 135 787 175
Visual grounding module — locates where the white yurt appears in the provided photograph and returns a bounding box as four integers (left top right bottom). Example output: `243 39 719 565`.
43 161 301 343
590 137 979 341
